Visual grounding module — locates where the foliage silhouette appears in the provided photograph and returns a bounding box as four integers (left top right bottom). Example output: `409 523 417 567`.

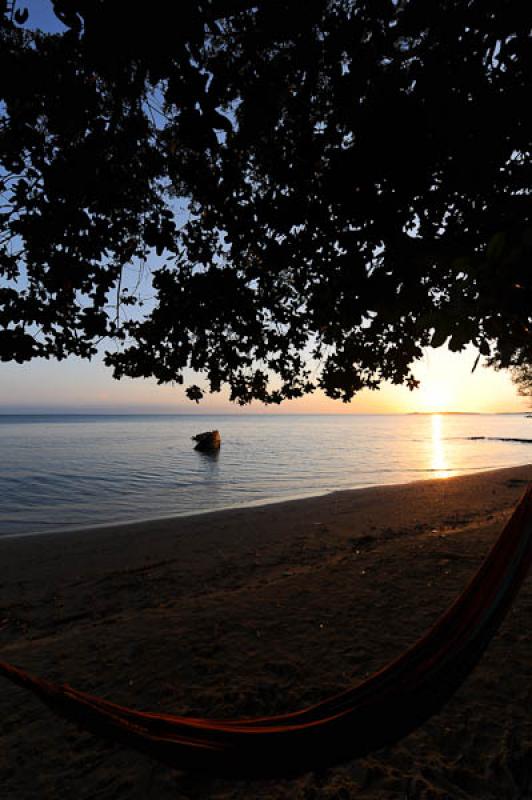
512 365 532 403
1 0 531 403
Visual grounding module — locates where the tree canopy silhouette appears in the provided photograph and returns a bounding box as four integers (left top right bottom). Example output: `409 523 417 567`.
512 365 532 404
1 0 531 403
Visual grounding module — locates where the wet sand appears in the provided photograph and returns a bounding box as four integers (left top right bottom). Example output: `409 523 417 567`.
0 464 531 799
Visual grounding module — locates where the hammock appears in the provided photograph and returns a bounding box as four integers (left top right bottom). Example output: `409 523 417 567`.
1 485 531 779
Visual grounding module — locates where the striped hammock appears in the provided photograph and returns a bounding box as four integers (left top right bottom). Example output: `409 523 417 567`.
1 486 531 779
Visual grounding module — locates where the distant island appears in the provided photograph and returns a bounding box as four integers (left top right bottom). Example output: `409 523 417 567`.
408 411 529 416
408 411 482 415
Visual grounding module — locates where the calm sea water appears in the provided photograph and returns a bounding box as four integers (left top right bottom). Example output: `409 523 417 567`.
0 414 530 538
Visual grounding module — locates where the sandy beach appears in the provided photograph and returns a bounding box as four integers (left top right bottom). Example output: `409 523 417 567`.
1 464 531 799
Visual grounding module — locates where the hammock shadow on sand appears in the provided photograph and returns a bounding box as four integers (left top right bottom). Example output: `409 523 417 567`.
1 486 531 779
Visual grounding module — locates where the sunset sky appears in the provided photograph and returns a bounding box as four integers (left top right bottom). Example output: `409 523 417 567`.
1 344 527 414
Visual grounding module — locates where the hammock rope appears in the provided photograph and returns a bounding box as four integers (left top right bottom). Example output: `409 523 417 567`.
1 485 531 778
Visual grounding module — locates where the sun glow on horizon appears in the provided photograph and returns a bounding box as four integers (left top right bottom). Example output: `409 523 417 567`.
0 344 528 415
403 345 528 416
416 382 454 414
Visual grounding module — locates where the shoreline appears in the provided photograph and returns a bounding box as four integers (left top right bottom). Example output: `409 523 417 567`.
2 462 530 543
1 464 531 799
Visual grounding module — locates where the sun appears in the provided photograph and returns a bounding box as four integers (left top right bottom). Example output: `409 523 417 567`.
417 382 453 413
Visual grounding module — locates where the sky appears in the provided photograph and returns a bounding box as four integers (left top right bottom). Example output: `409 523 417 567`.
0 344 527 414
19 0 66 32
0 2 528 416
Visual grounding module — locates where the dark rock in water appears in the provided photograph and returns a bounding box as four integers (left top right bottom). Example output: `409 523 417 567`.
192 430 221 451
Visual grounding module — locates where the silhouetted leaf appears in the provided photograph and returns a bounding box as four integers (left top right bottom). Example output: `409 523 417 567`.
13 7 28 24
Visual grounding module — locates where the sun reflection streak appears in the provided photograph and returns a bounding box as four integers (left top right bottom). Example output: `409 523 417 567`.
431 414 452 478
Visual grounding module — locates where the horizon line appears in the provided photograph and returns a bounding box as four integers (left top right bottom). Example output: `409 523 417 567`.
0 410 529 417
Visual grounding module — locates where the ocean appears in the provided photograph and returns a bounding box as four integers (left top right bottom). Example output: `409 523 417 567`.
0 413 530 538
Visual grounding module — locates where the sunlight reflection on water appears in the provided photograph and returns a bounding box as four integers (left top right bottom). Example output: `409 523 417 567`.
431 414 452 479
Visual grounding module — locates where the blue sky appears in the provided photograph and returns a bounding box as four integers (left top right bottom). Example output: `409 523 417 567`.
19 0 66 32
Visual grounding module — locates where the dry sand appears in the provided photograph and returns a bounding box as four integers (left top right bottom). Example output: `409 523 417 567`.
0 465 531 799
